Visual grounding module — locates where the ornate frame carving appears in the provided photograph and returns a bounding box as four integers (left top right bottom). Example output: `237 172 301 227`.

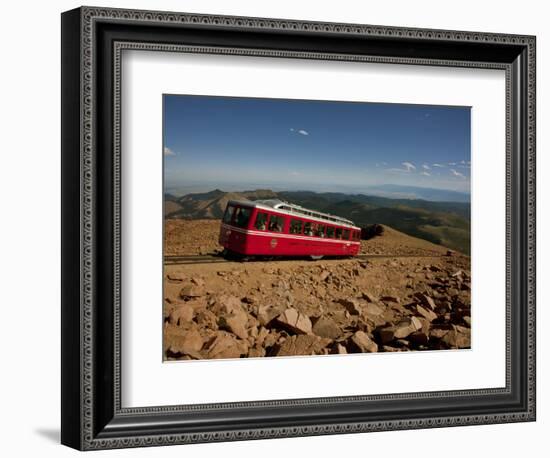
61 6 536 450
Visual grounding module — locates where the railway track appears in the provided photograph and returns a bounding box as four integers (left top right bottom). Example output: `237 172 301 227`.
164 253 446 266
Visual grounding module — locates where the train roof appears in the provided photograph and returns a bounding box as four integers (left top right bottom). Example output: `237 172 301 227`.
227 199 359 229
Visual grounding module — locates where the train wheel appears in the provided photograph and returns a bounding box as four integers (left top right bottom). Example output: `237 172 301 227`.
310 255 324 260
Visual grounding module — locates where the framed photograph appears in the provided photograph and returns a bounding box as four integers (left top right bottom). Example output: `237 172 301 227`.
61 6 536 450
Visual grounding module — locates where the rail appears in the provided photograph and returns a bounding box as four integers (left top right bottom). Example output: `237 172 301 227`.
163 253 446 266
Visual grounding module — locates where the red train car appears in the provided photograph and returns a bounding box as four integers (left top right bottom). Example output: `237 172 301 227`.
219 199 361 259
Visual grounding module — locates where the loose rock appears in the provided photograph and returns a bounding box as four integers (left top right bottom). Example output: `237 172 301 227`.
350 331 378 353
273 335 330 356
275 308 312 335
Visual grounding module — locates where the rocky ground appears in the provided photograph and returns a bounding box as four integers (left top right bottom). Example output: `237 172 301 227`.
163 220 471 360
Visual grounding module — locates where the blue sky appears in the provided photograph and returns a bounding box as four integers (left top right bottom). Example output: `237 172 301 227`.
164 95 471 194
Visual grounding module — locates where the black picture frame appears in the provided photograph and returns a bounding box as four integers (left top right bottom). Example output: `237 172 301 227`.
61 6 536 450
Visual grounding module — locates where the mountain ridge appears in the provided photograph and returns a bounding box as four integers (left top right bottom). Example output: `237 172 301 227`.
165 189 470 254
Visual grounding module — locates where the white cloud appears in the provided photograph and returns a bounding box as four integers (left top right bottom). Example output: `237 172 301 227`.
401 162 416 172
421 171 431 176
450 168 466 178
449 162 457 166
422 164 430 170
164 147 176 156
290 128 309 136
432 163 445 168
386 168 408 173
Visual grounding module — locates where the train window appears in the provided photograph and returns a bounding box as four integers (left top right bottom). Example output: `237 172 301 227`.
335 227 342 239
254 212 268 230
268 215 284 232
304 222 313 236
290 219 303 234
315 224 326 237
223 205 235 224
326 226 335 238
343 229 350 240
234 207 252 228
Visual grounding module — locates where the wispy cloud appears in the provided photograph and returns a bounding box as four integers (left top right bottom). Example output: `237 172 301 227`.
290 128 309 136
450 168 466 179
422 164 431 170
421 171 431 176
449 162 457 166
164 146 176 156
386 168 408 174
402 162 416 172
432 163 445 168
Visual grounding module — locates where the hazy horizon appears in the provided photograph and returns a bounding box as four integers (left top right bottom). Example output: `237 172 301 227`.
164 182 470 204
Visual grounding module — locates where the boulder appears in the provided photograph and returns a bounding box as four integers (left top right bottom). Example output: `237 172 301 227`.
362 302 385 317
350 331 378 353
256 303 287 327
179 284 204 299
248 346 266 358
429 327 450 340
205 333 248 359
441 328 471 349
337 298 362 315
169 304 194 326
273 335 330 356
408 330 429 346
165 327 204 357
334 343 347 354
377 327 396 344
312 316 342 339
415 305 438 322
393 317 423 339
275 308 313 335
195 309 218 330
414 293 437 311
211 295 243 314
218 309 249 340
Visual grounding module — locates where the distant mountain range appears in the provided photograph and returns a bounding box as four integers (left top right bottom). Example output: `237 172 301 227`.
165 189 471 254
360 184 470 203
